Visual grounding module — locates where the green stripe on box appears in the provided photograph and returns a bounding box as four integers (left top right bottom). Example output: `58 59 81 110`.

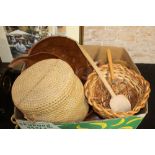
58 116 143 129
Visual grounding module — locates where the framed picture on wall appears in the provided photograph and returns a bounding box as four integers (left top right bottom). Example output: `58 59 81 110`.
3 26 83 59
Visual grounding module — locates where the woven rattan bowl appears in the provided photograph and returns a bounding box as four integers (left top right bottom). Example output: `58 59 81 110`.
84 64 150 118
12 59 89 123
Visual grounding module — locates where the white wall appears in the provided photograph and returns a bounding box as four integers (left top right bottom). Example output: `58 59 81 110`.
84 26 155 63
0 26 13 62
48 26 80 43
66 26 79 43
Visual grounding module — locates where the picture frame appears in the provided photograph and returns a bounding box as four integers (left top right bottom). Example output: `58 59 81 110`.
0 26 83 61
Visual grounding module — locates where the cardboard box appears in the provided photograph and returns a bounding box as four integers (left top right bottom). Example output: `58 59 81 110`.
14 45 148 129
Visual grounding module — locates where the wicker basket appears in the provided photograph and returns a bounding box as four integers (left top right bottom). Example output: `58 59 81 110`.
12 59 89 123
84 63 150 118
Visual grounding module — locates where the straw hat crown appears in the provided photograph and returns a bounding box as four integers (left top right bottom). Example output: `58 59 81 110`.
12 59 89 123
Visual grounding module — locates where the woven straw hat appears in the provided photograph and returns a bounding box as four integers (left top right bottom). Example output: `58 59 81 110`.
12 59 89 123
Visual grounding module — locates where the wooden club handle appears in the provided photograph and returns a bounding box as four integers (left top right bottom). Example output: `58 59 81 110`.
78 45 116 97
107 48 114 82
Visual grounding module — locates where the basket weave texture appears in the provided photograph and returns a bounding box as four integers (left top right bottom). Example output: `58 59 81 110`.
84 64 150 118
12 59 89 123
